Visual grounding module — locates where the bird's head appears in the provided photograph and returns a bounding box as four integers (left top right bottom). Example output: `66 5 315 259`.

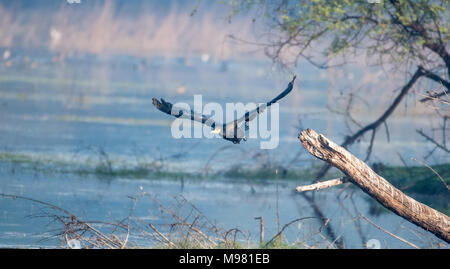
211 128 221 135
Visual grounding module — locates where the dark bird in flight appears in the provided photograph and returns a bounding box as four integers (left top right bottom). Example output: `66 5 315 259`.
152 76 296 144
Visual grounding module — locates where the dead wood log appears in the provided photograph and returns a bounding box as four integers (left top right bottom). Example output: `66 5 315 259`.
298 128 450 243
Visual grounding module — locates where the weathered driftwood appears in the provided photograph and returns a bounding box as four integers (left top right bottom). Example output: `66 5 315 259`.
296 177 347 192
298 128 450 243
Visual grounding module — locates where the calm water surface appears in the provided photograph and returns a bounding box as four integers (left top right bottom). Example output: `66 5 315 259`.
0 50 448 248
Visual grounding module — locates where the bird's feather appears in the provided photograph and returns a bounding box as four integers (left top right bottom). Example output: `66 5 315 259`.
152 98 217 128
234 75 296 125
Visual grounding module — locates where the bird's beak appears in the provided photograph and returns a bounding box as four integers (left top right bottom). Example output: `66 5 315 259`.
211 129 221 134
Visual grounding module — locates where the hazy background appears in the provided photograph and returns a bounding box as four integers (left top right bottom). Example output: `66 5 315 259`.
0 0 448 249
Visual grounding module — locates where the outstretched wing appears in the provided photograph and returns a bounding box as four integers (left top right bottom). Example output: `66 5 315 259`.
152 98 217 128
234 75 297 126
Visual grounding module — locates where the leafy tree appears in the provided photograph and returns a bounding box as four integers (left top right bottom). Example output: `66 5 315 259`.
227 0 449 74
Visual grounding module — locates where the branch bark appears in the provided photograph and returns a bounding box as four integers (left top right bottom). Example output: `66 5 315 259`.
298 128 450 243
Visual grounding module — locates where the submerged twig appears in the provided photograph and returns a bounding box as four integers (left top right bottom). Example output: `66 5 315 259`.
360 214 419 249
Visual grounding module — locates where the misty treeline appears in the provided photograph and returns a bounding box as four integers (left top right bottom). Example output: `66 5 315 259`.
0 1 259 58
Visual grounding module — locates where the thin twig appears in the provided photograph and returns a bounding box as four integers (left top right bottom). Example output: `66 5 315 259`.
264 217 322 247
416 129 450 154
149 223 175 247
360 214 420 249
411 158 450 191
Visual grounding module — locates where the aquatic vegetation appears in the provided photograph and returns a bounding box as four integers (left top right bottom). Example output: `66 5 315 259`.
1 149 448 248
374 163 450 195
365 162 450 216
1 150 449 188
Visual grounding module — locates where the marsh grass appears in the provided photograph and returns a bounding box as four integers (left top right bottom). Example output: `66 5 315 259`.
2 192 324 249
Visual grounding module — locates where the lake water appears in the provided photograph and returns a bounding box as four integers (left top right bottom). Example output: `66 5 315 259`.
0 48 448 248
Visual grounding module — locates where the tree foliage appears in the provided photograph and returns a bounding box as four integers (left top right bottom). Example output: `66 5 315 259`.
226 0 450 76
224 0 450 170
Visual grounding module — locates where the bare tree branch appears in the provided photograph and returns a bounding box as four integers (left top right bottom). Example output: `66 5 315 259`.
419 69 450 102
314 66 425 181
416 129 450 154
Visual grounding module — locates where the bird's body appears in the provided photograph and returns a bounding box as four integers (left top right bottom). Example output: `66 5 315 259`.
211 122 246 144
152 76 296 144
